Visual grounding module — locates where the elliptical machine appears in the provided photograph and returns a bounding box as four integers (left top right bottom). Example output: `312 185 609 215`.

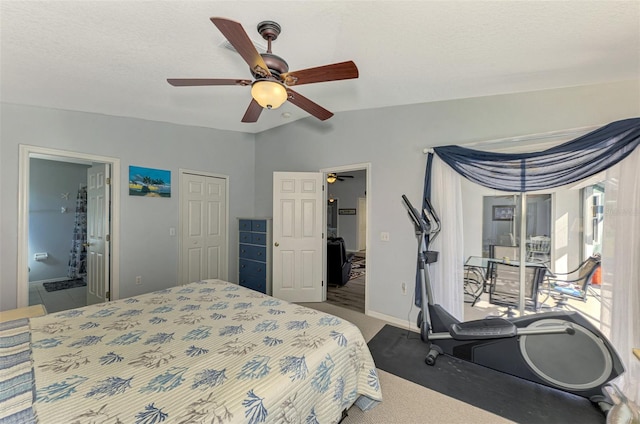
402 194 624 408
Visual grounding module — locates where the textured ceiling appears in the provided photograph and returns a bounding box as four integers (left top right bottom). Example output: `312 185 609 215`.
1 1 639 134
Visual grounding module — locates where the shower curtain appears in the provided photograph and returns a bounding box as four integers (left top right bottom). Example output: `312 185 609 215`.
67 185 87 279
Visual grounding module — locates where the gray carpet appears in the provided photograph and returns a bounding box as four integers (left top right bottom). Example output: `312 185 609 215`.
298 301 512 423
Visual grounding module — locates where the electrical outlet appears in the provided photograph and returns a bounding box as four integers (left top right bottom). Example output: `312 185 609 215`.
380 232 390 241
401 282 407 295
135 276 142 285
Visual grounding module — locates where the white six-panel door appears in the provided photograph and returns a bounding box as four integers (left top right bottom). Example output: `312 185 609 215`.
86 163 110 305
181 173 227 284
272 172 323 302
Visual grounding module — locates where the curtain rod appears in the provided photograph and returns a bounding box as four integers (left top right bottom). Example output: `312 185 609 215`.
423 124 602 153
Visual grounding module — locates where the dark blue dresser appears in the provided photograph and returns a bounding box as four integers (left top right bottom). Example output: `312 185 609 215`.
238 218 272 294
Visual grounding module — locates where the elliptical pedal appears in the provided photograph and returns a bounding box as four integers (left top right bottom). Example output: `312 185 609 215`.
449 318 517 340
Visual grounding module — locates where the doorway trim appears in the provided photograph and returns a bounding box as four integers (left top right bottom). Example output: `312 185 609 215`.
17 145 120 307
320 162 371 314
178 169 230 284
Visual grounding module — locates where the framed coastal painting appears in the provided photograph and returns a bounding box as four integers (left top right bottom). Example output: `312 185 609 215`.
129 166 171 197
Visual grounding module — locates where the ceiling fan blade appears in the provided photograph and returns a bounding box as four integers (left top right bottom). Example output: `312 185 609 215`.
286 89 333 121
281 61 358 86
210 17 271 78
167 78 251 87
241 99 263 123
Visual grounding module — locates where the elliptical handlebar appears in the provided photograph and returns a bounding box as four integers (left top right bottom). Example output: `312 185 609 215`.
402 194 441 244
423 198 441 243
402 194 430 235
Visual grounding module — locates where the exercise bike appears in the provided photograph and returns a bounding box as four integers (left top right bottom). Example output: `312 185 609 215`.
402 194 625 408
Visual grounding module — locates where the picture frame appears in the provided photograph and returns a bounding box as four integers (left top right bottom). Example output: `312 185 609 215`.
493 205 515 221
129 166 171 197
338 208 356 215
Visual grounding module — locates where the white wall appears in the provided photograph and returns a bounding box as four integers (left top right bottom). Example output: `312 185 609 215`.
1 104 256 311
253 80 640 323
553 189 583 273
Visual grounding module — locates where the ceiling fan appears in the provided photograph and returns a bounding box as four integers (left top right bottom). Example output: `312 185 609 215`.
167 17 359 123
327 173 354 183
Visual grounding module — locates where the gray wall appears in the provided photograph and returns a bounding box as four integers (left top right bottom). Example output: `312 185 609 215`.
1 80 638 319
1 104 255 311
327 170 366 252
28 158 90 282
254 80 640 322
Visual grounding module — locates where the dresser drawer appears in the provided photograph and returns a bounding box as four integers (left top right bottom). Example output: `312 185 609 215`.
239 259 267 278
251 219 267 232
239 219 252 231
239 244 266 262
239 273 266 293
251 232 267 245
239 231 252 243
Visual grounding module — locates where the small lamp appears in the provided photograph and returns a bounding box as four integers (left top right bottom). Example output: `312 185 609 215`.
251 80 288 109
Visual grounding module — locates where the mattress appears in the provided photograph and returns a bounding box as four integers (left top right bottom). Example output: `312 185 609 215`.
22 279 381 423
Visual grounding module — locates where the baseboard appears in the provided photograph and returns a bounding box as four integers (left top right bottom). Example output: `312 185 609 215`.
29 277 72 284
366 309 418 332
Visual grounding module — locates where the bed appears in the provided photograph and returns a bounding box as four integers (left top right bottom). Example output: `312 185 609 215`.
1 279 381 423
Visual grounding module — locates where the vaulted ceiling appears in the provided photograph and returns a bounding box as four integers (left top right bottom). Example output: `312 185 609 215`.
1 1 638 134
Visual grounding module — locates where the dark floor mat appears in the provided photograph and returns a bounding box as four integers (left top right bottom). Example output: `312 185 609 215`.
42 279 86 292
368 324 605 424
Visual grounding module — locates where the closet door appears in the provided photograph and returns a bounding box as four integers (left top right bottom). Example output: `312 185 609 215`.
181 173 227 284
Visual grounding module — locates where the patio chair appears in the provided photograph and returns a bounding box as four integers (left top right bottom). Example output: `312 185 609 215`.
490 245 520 261
526 236 551 264
487 262 546 317
548 254 601 307
464 266 485 305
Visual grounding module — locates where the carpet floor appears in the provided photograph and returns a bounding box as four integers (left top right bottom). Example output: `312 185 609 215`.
367 324 605 424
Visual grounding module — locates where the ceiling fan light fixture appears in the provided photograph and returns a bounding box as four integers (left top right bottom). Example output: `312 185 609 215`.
327 174 337 184
251 80 288 109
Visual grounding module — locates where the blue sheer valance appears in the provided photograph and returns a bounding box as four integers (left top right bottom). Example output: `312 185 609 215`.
433 118 640 192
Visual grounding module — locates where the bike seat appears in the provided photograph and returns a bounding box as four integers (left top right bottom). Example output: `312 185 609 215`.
449 318 517 340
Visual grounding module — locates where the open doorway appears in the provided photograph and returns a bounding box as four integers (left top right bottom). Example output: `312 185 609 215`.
322 165 369 313
28 157 91 312
17 145 120 312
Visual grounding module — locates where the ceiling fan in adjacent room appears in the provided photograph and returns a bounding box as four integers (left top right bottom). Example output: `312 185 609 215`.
327 173 354 184
167 17 359 123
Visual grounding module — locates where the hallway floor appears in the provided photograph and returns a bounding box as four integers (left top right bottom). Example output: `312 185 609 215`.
29 281 86 313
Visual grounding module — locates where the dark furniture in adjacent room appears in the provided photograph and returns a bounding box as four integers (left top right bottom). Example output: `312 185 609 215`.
327 237 354 286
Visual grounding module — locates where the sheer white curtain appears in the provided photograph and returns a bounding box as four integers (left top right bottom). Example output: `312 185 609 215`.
430 157 465 320
602 147 640 404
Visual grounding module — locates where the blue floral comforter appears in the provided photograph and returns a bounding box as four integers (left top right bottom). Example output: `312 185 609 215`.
29 279 382 423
